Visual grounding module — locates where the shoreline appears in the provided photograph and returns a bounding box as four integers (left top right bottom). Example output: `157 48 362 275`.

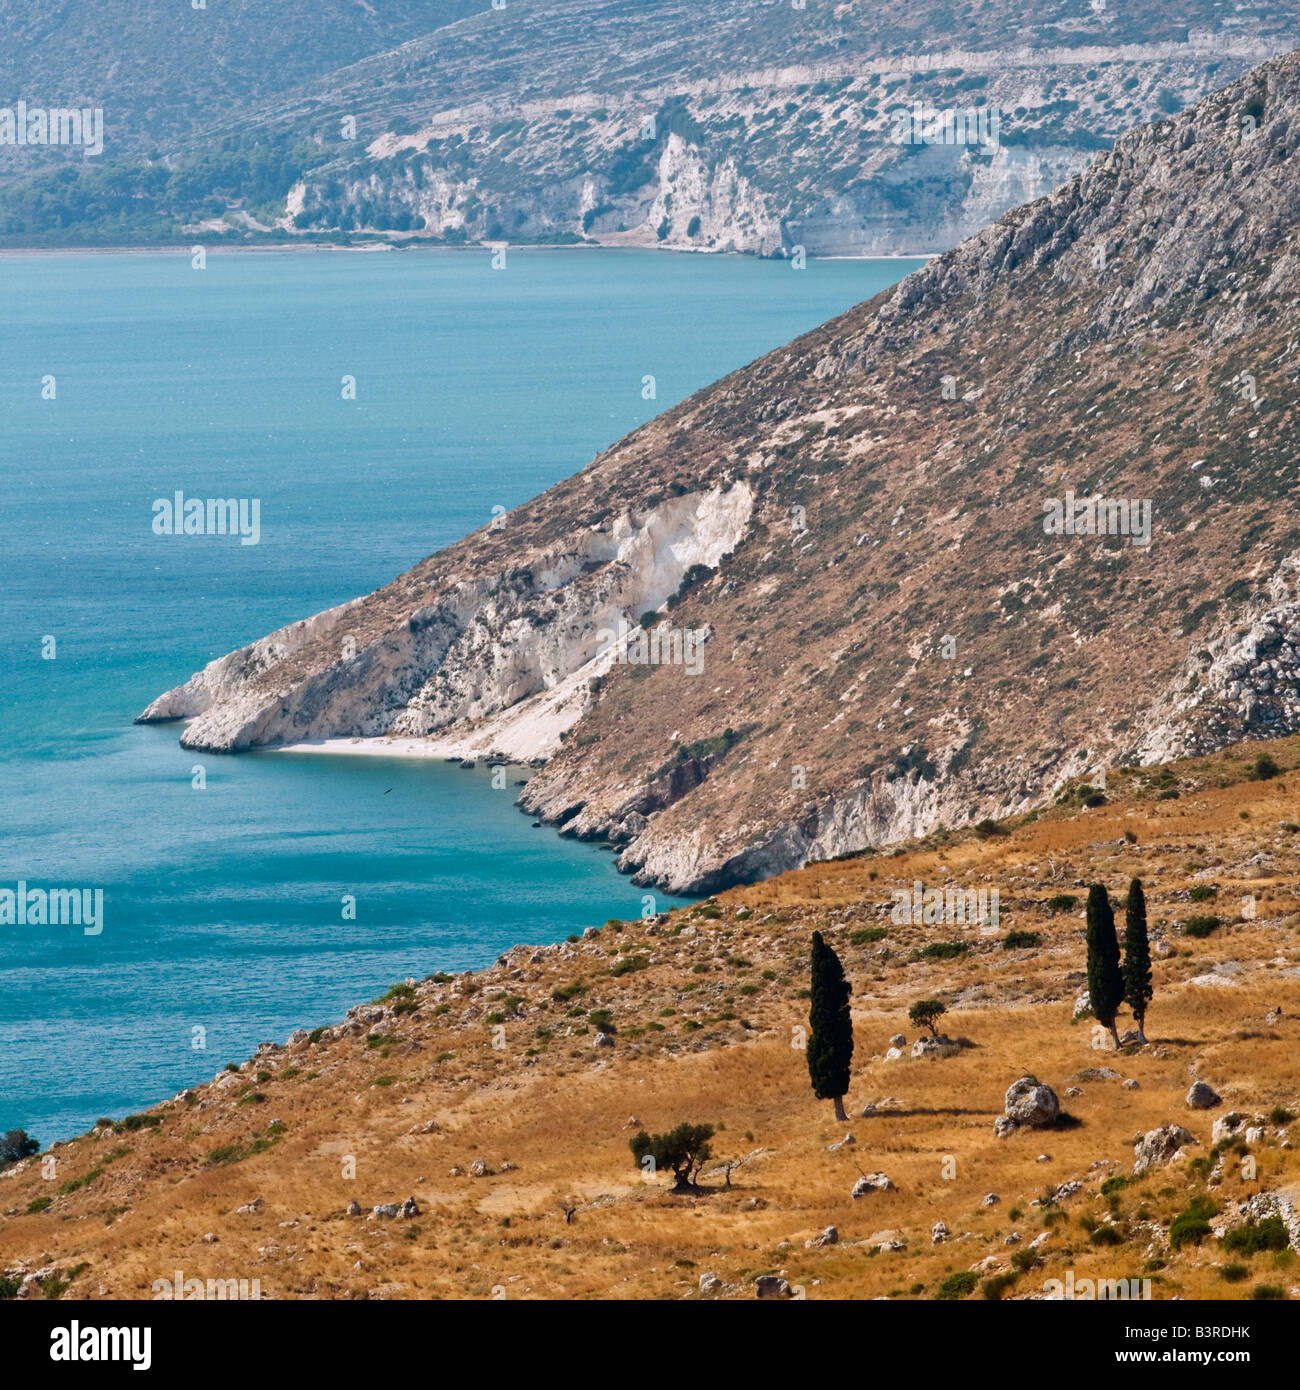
0 240 942 261
266 734 545 767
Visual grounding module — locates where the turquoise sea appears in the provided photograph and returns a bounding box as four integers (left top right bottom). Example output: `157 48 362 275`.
0 247 918 1143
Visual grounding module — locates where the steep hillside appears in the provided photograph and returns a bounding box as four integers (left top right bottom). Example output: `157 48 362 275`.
3 1 1299 251
0 0 488 169
4 735 1300 1301
270 0 1300 255
139 51 1300 896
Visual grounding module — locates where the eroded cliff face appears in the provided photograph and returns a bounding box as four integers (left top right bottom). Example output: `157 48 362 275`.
281 29 1297 257
145 52 1300 894
140 483 754 762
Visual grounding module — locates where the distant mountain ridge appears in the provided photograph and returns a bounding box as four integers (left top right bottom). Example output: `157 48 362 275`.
141 49 1300 893
0 0 487 160
3 1 1300 252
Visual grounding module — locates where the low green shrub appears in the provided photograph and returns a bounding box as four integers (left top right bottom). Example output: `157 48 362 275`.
1221 1217 1289 1255
934 1271 979 1300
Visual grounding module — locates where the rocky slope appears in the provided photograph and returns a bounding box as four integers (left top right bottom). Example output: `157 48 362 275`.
142 50 1300 893
0 0 487 175
278 12 1298 256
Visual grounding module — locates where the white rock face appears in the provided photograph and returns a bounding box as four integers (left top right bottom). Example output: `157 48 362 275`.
646 134 785 256
138 597 365 725
139 482 753 762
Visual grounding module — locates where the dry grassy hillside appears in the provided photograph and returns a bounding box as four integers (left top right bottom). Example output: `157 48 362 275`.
4 735 1300 1301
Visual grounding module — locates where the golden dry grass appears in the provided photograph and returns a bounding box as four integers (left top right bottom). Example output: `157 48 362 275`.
3 735 1300 1300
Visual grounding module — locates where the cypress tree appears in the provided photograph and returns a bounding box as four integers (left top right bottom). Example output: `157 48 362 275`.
1123 877 1153 1044
808 931 854 1121
1086 883 1124 1048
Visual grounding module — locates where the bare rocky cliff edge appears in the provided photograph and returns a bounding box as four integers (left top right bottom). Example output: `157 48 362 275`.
139 52 1300 895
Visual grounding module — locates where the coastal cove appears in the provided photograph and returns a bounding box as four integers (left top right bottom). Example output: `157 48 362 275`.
0 247 919 1144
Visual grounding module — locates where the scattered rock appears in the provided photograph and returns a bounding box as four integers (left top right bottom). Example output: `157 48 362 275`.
1072 992 1092 1021
982 1193 1000 1206
806 1226 839 1248
931 1221 949 1244
826 1133 855 1152
1133 1124 1198 1176
889 1034 906 1048
346 1201 362 1216
1241 1191 1300 1250
1005 1076 1060 1129
236 1198 263 1215
755 1274 790 1299
994 1116 1017 1139
1212 1113 1249 1144
699 1272 722 1294
592 1032 615 1049
1122 1078 1140 1090
468 1158 488 1178
1187 1081 1222 1110
851 1172 895 1198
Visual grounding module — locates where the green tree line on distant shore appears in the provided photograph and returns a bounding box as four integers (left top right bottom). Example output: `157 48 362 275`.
0 135 329 244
